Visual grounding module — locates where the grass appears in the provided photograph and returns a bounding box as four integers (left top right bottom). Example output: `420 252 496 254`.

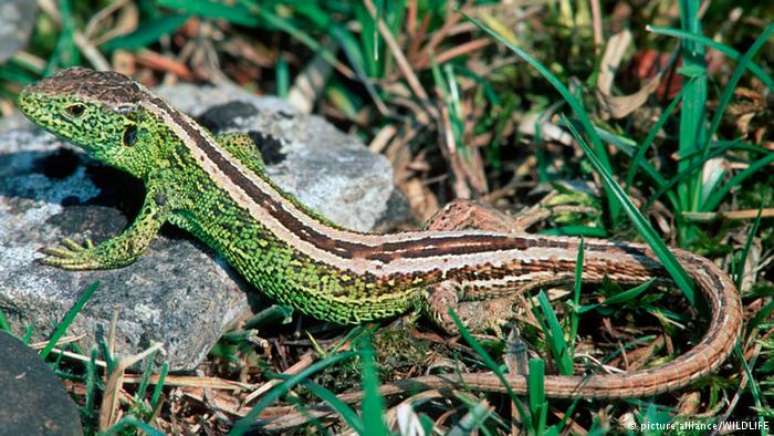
0 0 771 434
40 281 99 360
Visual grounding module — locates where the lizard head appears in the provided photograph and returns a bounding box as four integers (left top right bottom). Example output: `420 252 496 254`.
18 67 160 178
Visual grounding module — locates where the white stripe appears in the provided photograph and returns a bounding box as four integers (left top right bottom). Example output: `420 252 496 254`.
142 99 631 277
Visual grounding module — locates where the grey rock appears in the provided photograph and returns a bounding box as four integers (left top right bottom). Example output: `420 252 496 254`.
0 83 408 370
0 331 83 435
0 0 37 63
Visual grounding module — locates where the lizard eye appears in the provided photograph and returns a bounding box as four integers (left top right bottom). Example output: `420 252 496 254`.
65 104 85 117
123 125 138 147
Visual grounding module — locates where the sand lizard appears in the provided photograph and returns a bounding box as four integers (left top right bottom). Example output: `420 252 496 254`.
18 67 742 399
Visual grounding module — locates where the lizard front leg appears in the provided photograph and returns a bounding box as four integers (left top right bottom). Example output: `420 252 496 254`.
41 178 172 270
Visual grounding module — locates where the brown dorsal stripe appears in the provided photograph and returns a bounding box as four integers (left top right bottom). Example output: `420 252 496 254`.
158 97 588 263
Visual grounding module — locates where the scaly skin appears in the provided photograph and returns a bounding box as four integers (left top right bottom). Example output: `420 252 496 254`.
18 69 423 324
18 68 743 399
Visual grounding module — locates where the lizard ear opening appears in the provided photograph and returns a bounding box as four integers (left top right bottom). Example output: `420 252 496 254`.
123 124 138 147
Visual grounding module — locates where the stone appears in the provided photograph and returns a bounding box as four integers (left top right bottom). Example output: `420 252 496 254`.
0 0 36 63
0 82 409 370
0 331 83 435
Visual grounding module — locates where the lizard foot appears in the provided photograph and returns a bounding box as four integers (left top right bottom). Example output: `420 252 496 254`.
453 298 517 336
427 281 516 336
40 238 100 270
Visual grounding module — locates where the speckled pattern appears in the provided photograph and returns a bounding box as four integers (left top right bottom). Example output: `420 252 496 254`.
19 68 420 324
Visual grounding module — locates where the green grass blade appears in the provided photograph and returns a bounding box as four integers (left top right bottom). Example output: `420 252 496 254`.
289 1 334 28
44 0 78 75
540 225 608 238
330 25 367 79
101 417 165 436
569 238 584 349
229 350 357 435
588 416 607 435
733 345 765 431
676 138 768 161
299 380 364 433
100 14 190 52
563 115 696 305
275 57 289 98
383 0 407 41
40 281 99 360
150 362 168 410
676 0 708 230
647 25 774 90
134 353 156 402
748 300 774 333
448 309 531 428
328 24 389 114
354 2 381 77
527 358 547 435
158 0 258 26
0 58 42 82
0 310 10 332
625 85 687 191
96 326 116 374
703 24 774 163
734 205 764 290
535 291 573 375
703 151 774 212
599 278 656 307
465 13 621 223
82 346 99 419
644 139 741 210
359 338 389 436
22 325 33 343
593 125 681 209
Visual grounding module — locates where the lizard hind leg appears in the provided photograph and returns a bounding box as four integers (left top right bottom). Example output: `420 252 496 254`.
424 200 530 335
426 281 517 335
425 199 526 233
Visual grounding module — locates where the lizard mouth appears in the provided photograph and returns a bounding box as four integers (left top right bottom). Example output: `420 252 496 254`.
16 88 34 115
17 87 52 125
18 90 55 129
16 88 91 153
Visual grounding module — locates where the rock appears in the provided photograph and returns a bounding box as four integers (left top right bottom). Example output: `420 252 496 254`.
0 0 37 63
0 331 83 435
0 83 409 370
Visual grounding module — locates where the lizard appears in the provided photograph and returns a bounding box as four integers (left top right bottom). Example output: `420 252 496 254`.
17 67 742 399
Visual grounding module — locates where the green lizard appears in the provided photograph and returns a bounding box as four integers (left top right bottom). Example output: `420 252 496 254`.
18 67 742 398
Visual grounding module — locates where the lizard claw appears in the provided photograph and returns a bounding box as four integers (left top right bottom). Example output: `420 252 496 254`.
40 238 98 270
61 237 94 252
